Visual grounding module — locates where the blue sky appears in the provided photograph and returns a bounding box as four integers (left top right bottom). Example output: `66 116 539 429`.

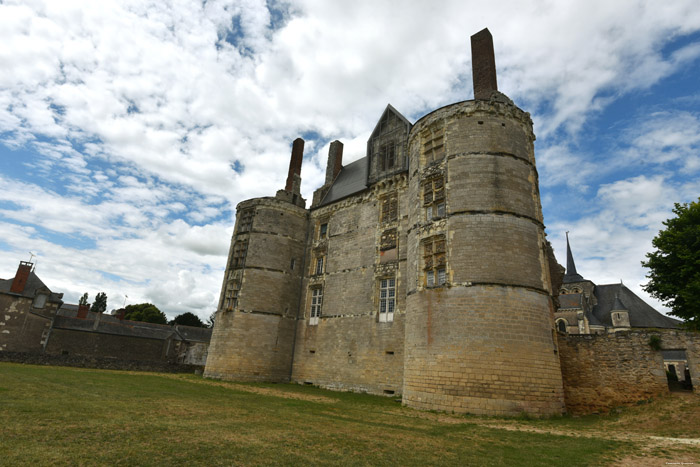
0 0 698 320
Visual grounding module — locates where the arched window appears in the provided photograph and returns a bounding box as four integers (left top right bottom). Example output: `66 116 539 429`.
556 319 567 333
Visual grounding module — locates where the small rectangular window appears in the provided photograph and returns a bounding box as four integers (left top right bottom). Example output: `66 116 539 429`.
423 235 447 287
290 258 295 270
315 256 324 275
232 239 248 268
379 278 395 322
422 129 445 165
424 177 446 221
380 194 398 223
310 288 323 325
319 223 328 239
238 209 254 232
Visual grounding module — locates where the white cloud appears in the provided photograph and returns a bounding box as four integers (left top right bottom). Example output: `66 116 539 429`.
1 0 699 323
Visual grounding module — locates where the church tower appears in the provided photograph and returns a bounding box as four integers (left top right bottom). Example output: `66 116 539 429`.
402 29 565 415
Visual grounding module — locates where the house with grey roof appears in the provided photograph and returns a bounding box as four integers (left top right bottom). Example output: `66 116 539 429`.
0 261 64 353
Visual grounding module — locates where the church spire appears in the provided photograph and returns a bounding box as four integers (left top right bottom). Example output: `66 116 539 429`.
563 232 584 283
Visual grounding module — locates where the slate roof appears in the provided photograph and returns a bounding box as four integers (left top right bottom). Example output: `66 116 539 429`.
320 156 369 206
559 294 583 309
0 269 63 304
54 307 212 342
563 234 584 283
592 283 680 329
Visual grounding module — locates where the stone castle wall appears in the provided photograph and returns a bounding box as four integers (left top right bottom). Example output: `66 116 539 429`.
290 177 407 395
204 197 307 382
402 99 565 416
0 294 58 353
558 330 700 414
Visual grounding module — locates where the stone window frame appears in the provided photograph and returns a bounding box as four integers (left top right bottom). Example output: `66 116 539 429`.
231 239 248 269
380 193 398 224
309 287 323 325
319 222 328 239
238 208 254 232
423 176 446 221
378 277 396 323
379 142 396 171
422 235 447 287
314 255 325 276
421 127 445 166
556 318 567 333
32 294 47 309
223 270 241 312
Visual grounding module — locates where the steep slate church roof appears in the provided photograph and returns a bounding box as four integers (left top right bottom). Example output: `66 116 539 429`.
562 233 584 283
592 283 680 329
561 236 680 330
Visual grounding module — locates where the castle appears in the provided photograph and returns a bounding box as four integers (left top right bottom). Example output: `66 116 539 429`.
204 29 697 416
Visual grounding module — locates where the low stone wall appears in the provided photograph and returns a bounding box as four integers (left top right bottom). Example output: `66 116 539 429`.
558 329 699 414
0 351 203 374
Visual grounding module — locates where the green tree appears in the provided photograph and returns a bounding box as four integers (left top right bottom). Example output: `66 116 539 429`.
78 293 90 309
642 198 700 330
170 312 206 327
92 292 108 314
124 303 167 325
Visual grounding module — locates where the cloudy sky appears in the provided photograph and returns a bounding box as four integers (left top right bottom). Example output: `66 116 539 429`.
1 0 699 321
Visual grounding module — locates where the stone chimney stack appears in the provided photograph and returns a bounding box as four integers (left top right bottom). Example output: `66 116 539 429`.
10 261 32 294
284 138 304 193
471 28 498 100
325 140 343 185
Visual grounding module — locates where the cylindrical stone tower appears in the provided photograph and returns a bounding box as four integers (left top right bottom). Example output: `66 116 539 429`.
401 29 565 416
204 141 309 382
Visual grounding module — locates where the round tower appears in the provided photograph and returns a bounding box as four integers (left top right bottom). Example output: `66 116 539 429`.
204 140 309 382
401 29 565 416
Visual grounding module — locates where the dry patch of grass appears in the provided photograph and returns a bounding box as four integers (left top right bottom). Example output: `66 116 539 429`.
0 363 697 466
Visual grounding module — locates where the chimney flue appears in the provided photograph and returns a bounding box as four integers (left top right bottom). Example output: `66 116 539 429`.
471 28 498 100
284 138 304 193
325 141 343 185
10 261 32 294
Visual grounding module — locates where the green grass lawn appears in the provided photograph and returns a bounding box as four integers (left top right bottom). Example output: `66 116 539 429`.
0 362 693 466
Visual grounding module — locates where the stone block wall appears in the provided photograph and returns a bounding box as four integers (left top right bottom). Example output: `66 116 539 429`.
291 178 407 395
0 294 58 353
45 328 170 362
403 286 564 415
558 329 700 414
205 197 307 382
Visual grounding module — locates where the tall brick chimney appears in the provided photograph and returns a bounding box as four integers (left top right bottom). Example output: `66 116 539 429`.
10 261 33 294
284 138 304 193
471 28 498 100
77 304 89 319
325 140 343 185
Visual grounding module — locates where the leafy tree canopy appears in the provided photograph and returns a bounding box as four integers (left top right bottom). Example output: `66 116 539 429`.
170 312 205 327
642 199 700 330
92 292 107 314
78 293 90 308
124 303 167 325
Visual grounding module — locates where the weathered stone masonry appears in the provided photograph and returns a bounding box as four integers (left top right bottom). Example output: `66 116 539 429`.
205 28 567 416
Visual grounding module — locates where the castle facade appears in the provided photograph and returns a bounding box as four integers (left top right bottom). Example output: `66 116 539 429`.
204 29 567 416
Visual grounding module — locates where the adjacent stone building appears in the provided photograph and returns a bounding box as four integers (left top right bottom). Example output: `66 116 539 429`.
0 261 211 369
205 29 567 416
